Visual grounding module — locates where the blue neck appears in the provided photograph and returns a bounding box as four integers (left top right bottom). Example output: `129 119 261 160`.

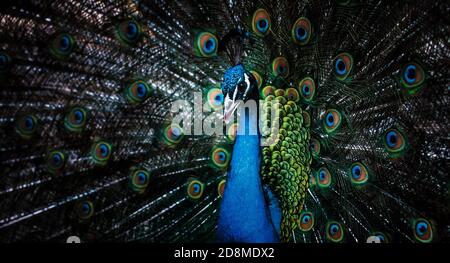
217 107 280 242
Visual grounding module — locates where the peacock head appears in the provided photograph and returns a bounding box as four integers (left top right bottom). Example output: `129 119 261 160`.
221 64 258 124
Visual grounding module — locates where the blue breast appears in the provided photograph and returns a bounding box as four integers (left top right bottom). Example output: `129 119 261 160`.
217 107 280 242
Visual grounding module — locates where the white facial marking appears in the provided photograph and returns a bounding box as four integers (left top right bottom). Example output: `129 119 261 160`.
243 73 251 99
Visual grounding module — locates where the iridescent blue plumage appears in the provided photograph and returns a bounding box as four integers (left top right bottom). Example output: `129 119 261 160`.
217 65 281 242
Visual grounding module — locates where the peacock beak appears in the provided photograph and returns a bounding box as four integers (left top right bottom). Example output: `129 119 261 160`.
223 95 241 124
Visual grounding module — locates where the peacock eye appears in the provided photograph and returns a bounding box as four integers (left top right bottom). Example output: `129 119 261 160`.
299 77 316 102
350 162 369 185
275 90 285 100
261 85 275 99
60 36 70 50
15 114 38 139
372 232 388 243
194 32 218 57
161 123 184 147
126 22 138 38
285 88 299 102
204 39 215 53
317 167 331 188
24 117 34 129
299 212 314 231
252 9 271 36
403 64 422 85
383 128 407 157
74 110 83 123
309 173 316 188
77 201 94 220
302 111 311 128
303 85 309 95
292 17 312 45
116 20 142 45
400 62 425 93
206 87 224 110
323 109 342 133
50 33 75 59
413 219 433 243
47 150 66 173
210 146 230 170
226 122 238 143
217 179 226 197
272 57 289 77
187 179 204 200
250 71 263 89
65 106 87 132
333 53 353 80
310 138 320 158
172 127 181 137
129 167 150 193
91 140 112 165
326 221 344 242
125 80 152 104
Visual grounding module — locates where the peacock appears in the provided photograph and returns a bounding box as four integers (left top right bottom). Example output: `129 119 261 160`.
0 0 448 243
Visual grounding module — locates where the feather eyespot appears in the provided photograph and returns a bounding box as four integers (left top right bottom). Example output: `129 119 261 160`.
309 173 316 188
226 123 238 143
310 138 320 159
91 140 112 165
400 62 425 94
302 111 311 128
206 87 224 110
125 80 152 104
274 89 285 97
49 33 75 58
116 20 142 45
129 168 150 193
15 114 38 139
210 146 230 170
350 162 369 185
261 86 275 99
252 9 271 36
292 17 312 45
0 52 12 74
326 221 344 242
285 88 299 102
217 179 226 197
333 53 353 81
299 77 316 102
272 57 289 77
187 179 204 200
372 232 388 243
194 32 218 57
47 150 66 173
161 123 184 147
317 167 331 188
413 218 433 243
77 201 94 220
299 212 314 231
323 109 342 133
64 106 87 132
383 128 407 157
251 71 263 89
